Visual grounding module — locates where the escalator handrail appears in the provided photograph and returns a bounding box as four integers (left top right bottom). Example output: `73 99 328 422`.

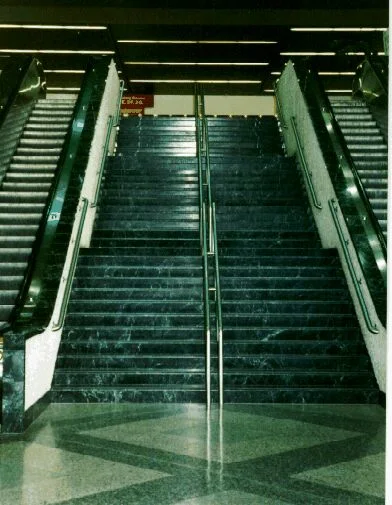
363 55 388 98
296 60 387 266
7 58 110 333
0 56 44 128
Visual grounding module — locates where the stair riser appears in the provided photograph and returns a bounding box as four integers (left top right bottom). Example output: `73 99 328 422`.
53 373 206 387
65 314 203 327
51 389 207 403
67 301 203 313
58 340 366 356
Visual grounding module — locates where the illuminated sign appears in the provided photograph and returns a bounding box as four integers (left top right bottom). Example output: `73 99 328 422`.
121 95 154 115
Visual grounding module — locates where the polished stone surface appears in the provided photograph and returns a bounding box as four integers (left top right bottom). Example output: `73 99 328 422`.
0 403 385 504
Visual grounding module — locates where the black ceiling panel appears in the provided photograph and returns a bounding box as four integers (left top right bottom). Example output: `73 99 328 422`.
0 29 111 51
118 44 280 63
0 0 387 8
0 2 387 94
125 66 269 81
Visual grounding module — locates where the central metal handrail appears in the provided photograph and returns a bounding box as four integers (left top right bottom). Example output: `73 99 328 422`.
212 203 223 406
202 202 211 408
204 117 213 254
196 107 204 248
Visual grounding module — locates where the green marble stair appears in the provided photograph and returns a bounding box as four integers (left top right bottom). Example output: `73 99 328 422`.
51 117 206 403
210 115 379 403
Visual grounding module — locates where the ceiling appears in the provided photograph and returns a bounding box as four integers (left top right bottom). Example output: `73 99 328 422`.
0 1 388 95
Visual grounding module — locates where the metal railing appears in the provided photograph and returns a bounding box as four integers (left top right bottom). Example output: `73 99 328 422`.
291 117 322 210
114 80 125 127
212 203 223 406
52 197 89 331
195 89 224 407
275 59 386 330
53 79 124 330
91 114 114 208
329 199 379 334
202 203 212 408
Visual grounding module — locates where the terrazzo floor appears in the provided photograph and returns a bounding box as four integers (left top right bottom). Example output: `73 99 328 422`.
0 403 386 504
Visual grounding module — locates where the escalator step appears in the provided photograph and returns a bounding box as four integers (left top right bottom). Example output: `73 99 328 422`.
2 182 52 191
12 155 60 162
6 173 54 182
8 164 57 172
0 191 49 202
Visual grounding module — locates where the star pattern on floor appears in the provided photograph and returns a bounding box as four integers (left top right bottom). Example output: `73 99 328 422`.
0 403 385 505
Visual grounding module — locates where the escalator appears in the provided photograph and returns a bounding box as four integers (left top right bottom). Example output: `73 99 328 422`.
0 56 118 433
0 97 75 329
330 99 388 238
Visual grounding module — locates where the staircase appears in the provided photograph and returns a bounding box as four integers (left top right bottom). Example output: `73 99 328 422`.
52 116 207 402
330 99 388 238
210 115 379 403
0 97 75 329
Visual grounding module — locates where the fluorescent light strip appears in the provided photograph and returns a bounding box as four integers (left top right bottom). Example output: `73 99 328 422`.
45 70 85 74
118 39 277 44
326 89 352 92
282 52 384 57
281 52 336 56
129 79 262 83
319 71 355 75
0 24 106 30
125 61 269 66
291 27 387 32
47 87 81 91
273 70 357 77
0 49 114 54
